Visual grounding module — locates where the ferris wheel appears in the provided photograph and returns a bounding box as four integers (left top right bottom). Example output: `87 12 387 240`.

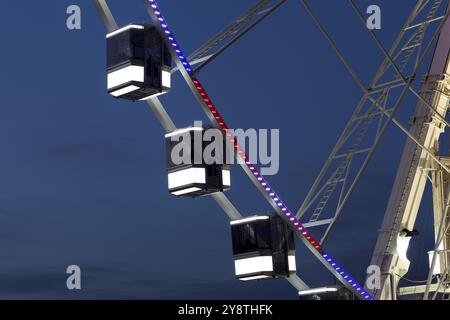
92 0 450 300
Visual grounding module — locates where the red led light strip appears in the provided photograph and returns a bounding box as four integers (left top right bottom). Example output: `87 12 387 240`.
193 78 322 249
147 0 373 300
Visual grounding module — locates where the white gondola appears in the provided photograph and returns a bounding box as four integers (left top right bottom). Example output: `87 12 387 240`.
165 127 230 197
230 215 296 281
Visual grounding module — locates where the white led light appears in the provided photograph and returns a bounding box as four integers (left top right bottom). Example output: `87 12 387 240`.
239 275 271 281
298 287 338 296
165 127 203 138
108 65 144 89
234 256 273 276
428 250 443 275
138 92 166 101
168 167 206 189
288 255 296 272
171 187 202 196
161 70 171 88
230 216 270 226
106 25 144 38
110 85 140 97
222 169 231 187
396 235 412 261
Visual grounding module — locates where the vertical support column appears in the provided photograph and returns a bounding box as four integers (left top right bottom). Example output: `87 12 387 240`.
430 156 450 285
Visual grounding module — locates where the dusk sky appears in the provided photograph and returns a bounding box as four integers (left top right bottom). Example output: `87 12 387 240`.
0 0 442 299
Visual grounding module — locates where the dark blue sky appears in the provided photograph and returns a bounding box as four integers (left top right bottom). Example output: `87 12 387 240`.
0 0 442 299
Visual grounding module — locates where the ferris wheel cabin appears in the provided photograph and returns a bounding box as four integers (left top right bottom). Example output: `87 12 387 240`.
165 127 231 197
230 215 296 281
106 24 172 101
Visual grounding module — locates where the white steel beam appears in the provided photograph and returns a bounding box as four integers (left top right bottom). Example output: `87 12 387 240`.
368 3 450 299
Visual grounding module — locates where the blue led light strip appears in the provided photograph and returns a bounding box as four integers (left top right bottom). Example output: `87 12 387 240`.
147 0 374 300
148 3 193 73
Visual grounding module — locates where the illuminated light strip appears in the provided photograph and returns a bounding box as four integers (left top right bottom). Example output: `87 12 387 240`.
110 85 140 97
171 187 202 196
106 24 145 38
168 167 206 189
239 275 271 281
164 126 203 138
230 215 270 225
234 256 273 276
147 1 193 73
222 169 231 187
107 65 144 89
147 0 373 300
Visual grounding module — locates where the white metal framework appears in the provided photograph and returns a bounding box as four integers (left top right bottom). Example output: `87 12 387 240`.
91 0 450 300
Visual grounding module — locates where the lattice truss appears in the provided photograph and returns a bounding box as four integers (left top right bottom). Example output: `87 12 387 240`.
298 0 449 240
